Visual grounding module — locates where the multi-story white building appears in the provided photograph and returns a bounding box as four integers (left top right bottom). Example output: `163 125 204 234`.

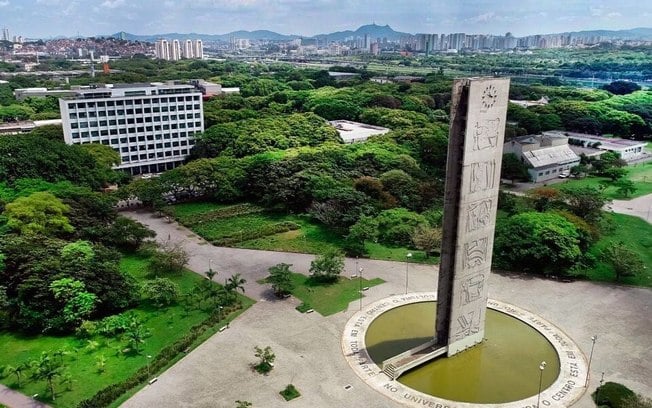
193 39 203 59
59 83 204 175
183 39 194 59
155 39 203 60
170 39 181 61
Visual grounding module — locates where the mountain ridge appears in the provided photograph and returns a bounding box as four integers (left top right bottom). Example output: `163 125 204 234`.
104 24 652 42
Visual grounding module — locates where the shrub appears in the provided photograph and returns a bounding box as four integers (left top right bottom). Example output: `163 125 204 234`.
78 304 244 407
593 382 636 407
280 384 301 401
211 221 300 246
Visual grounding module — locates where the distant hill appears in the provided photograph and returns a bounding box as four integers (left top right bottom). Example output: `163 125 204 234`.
312 23 410 42
557 27 652 40
105 24 652 43
110 30 299 42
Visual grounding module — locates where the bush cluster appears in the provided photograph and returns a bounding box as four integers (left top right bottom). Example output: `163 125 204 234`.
77 305 239 408
182 203 265 226
211 221 300 246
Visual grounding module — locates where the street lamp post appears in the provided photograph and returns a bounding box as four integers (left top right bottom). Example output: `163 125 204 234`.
537 361 547 408
595 372 605 404
405 253 413 294
585 335 597 387
359 267 364 311
146 354 152 378
218 305 223 322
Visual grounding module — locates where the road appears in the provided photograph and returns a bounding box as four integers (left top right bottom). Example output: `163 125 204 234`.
120 210 652 408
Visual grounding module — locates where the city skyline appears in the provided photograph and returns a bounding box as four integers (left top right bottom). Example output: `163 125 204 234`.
0 0 651 39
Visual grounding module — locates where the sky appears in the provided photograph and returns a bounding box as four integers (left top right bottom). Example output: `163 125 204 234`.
1 0 651 39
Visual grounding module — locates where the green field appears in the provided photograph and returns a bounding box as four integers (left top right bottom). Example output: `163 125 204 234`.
552 162 652 199
0 255 254 407
286 273 384 316
167 202 437 264
578 213 652 287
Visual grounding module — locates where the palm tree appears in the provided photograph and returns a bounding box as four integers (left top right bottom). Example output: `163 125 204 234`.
31 352 63 401
225 273 246 293
123 318 150 354
223 273 246 305
3 361 30 387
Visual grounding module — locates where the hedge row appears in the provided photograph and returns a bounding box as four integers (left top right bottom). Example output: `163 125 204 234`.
77 304 240 408
184 204 265 226
211 221 301 246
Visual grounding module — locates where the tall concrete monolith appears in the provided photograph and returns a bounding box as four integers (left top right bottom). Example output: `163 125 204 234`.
435 77 510 357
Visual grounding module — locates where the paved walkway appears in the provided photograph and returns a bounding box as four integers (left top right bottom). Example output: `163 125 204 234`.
0 384 50 408
607 193 652 224
121 210 652 408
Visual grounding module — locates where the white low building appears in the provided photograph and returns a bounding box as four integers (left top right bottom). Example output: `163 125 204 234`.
543 131 646 162
329 120 390 143
504 133 580 182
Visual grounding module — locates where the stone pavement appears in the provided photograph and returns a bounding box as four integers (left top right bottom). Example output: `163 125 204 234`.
121 210 652 408
0 384 50 408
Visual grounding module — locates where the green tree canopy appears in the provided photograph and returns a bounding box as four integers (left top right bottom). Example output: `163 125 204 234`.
3 191 74 236
494 211 581 275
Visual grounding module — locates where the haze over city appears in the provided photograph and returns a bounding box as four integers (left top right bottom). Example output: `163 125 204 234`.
1 0 651 39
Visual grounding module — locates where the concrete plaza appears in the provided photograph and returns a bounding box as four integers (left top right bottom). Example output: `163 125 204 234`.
122 211 652 408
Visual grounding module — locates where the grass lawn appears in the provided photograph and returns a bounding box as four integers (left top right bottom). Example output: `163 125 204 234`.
576 213 652 287
169 202 439 264
0 254 254 407
552 162 652 199
286 272 384 316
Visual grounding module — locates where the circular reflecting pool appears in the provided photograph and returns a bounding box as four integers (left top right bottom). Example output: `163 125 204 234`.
365 302 560 404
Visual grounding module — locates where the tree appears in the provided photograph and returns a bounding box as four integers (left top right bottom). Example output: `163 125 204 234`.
267 263 294 297
50 278 98 327
235 401 253 408
253 346 276 374
79 143 121 168
3 191 74 236
102 216 155 252
560 186 608 223
3 361 31 387
411 225 443 257
344 215 379 257
600 242 645 281
376 208 428 247
500 153 530 183
602 80 641 95
309 250 345 283
223 273 247 304
603 166 627 182
570 164 589 178
614 178 636 197
147 242 189 276
123 317 150 354
141 278 180 307
31 352 64 401
494 212 581 275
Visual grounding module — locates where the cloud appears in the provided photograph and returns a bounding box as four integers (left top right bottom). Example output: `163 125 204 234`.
0 0 9 6
101 0 126 8
466 12 497 23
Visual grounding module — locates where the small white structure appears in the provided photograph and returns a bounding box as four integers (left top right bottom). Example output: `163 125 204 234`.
329 120 390 143
543 130 646 162
509 96 549 108
504 133 580 182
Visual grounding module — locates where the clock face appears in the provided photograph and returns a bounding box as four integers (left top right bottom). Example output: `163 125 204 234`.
481 85 498 109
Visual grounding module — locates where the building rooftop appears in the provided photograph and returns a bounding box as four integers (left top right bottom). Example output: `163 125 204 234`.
522 144 579 168
61 83 199 99
543 131 646 149
329 120 390 143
